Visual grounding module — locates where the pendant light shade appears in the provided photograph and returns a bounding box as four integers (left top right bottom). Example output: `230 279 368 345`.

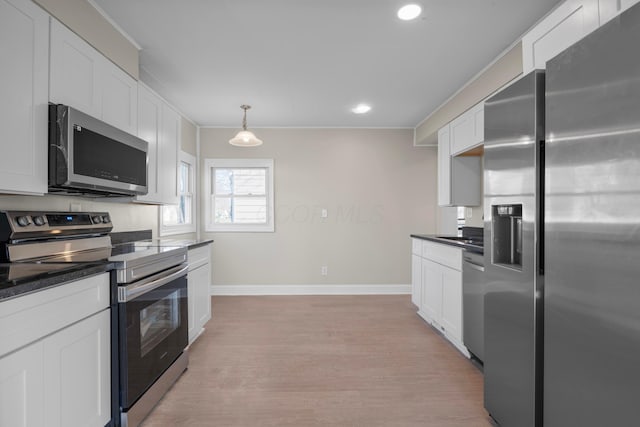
229 105 263 147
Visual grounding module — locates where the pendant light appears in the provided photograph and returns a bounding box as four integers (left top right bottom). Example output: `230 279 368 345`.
229 105 263 147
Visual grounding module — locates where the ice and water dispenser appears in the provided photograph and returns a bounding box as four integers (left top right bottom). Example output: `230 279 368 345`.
492 204 523 269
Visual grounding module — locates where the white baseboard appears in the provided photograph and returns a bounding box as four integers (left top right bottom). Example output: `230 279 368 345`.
210 284 411 296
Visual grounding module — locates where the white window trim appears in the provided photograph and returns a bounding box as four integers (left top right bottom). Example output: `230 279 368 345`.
160 150 197 236
204 158 275 233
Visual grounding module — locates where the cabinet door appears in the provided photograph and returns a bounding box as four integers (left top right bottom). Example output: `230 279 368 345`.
0 341 44 427
437 125 451 206
621 0 640 11
599 0 620 24
136 84 162 203
100 57 137 135
43 310 110 427
421 259 442 327
159 103 180 205
450 111 474 156
0 0 48 195
50 19 102 118
450 103 485 156
522 0 599 72
450 156 482 207
193 263 212 330
601 0 640 23
411 254 422 308
187 269 197 343
188 264 212 344
441 265 463 343
472 102 484 145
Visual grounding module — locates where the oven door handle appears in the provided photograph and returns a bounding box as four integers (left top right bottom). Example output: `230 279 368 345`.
118 264 188 302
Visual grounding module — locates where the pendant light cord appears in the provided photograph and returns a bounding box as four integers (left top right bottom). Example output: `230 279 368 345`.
240 105 250 131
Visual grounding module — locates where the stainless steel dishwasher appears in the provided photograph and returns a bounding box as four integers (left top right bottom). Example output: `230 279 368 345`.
463 249 485 362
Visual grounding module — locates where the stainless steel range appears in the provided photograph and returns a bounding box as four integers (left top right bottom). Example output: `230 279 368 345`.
111 241 189 427
0 210 189 427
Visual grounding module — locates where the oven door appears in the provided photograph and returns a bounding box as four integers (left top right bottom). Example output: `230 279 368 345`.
118 264 188 409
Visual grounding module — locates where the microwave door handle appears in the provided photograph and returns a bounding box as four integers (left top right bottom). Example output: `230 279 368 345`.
118 264 188 302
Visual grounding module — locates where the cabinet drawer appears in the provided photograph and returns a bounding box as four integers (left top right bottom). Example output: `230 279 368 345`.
188 244 211 271
0 273 109 358
411 238 422 255
421 241 462 271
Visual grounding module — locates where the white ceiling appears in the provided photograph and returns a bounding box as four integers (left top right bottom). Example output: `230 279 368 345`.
93 0 562 128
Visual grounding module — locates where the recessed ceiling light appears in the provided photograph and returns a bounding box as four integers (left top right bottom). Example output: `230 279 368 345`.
352 104 372 114
397 4 422 20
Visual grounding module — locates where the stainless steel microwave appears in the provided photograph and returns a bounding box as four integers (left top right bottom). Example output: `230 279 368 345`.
48 104 148 197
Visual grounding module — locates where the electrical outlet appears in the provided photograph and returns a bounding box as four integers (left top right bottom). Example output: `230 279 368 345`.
321 208 328 218
321 266 328 276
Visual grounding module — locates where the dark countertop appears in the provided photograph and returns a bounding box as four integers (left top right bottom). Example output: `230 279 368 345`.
111 230 213 250
153 238 214 250
0 261 113 302
0 233 214 302
411 234 484 254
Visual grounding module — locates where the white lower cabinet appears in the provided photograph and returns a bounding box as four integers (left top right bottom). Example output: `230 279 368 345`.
0 274 111 427
411 254 422 308
421 259 443 325
187 244 212 344
440 265 463 344
0 341 44 427
411 238 468 357
43 310 110 427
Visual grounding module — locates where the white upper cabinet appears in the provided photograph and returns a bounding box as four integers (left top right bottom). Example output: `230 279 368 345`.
159 103 180 205
599 0 640 24
136 84 162 203
621 0 640 11
50 19 102 118
0 0 49 195
50 19 137 135
437 126 452 207
522 0 600 72
136 84 180 205
438 124 481 207
99 57 138 135
450 102 484 156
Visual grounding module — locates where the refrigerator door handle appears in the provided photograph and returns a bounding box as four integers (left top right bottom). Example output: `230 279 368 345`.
538 139 545 275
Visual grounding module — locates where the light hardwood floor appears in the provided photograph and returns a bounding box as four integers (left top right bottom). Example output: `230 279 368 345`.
141 295 493 427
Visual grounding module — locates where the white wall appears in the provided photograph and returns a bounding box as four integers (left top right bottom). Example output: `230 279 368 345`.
199 128 437 289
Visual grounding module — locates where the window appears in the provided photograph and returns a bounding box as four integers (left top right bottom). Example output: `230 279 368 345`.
160 151 196 235
204 158 274 232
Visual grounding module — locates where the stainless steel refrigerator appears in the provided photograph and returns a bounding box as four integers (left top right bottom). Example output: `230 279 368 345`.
544 4 640 425
483 69 545 427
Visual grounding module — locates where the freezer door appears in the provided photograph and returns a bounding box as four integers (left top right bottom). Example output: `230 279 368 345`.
545 4 640 426
483 70 544 427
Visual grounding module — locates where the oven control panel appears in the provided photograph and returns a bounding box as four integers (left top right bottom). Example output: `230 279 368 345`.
0 210 113 241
